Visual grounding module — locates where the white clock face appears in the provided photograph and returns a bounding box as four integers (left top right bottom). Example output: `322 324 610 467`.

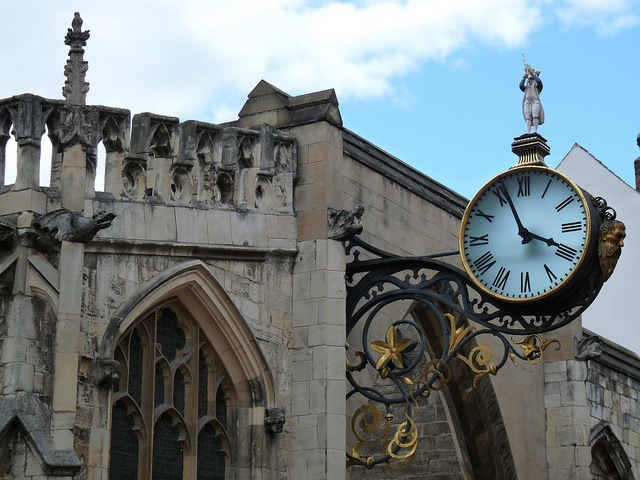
460 167 591 302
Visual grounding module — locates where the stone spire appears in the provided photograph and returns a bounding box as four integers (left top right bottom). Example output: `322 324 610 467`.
62 12 90 105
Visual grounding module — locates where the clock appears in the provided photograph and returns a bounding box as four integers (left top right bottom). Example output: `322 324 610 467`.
460 166 598 304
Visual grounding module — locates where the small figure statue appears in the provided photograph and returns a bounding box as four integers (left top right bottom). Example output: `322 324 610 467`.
519 59 545 134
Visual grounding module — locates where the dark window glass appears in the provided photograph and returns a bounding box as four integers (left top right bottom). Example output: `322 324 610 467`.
109 401 138 480
156 308 185 362
174 368 185 416
198 350 208 419
155 363 165 408
129 330 143 406
216 386 227 429
152 413 183 480
197 424 225 480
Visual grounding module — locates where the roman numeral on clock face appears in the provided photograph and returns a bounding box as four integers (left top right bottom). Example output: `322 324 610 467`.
521 272 531 292
555 196 575 212
493 188 508 207
544 264 557 282
474 209 494 223
555 244 577 261
469 234 489 246
562 221 582 233
493 267 510 290
473 251 496 275
517 175 530 197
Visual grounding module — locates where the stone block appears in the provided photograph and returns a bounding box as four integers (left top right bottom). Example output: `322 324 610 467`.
547 406 573 427
292 381 310 416
307 325 326 346
310 380 326 414
544 393 561 409
175 207 208 244
53 352 79 413
293 272 311 301
291 451 307 478
292 360 313 382
566 360 587 381
547 446 575 467
546 371 568 383
143 204 177 241
326 324 345 347
305 449 326 479
297 209 327 241
326 239 346 271
326 271 346 299
0 338 27 363
294 183 325 212
325 298 346 325
327 380 346 415
3 362 34 393
326 346 346 380
310 271 327 299
298 414 318 429
278 214 297 239
298 161 326 186
327 448 346 480
0 189 47 215
229 211 268 247
560 381 587 406
544 361 567 374
293 299 318 327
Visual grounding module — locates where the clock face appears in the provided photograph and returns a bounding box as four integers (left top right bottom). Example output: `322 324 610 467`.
460 166 591 302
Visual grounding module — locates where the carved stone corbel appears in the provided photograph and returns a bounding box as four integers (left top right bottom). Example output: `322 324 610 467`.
265 408 285 433
328 205 364 240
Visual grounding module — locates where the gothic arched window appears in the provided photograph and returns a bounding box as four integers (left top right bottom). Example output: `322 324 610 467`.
110 303 232 479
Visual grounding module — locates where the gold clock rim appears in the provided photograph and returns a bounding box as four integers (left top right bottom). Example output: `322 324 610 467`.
458 165 593 304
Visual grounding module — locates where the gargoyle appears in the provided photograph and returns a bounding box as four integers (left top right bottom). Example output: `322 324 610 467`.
97 359 122 388
265 408 285 434
328 205 364 241
32 209 115 251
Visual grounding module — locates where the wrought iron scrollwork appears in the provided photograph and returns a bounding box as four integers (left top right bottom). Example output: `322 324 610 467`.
344 236 602 469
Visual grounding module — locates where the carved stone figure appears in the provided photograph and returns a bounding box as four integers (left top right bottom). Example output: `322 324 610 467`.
32 209 115 251
97 359 122 388
598 220 626 281
328 205 364 240
265 408 286 433
519 64 545 134
576 336 603 360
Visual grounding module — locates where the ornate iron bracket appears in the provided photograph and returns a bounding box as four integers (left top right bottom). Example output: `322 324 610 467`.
344 236 604 469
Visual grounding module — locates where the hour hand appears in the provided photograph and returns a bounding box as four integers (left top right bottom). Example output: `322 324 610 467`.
527 231 559 247
498 181 530 242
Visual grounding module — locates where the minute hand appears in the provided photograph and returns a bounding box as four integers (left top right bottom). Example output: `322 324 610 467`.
498 181 531 243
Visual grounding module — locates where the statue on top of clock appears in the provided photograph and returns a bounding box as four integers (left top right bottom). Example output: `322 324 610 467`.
520 56 545 134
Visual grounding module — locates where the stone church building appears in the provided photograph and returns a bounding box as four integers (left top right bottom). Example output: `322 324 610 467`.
0 14 637 480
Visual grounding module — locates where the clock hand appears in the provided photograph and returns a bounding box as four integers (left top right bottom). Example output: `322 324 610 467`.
498 181 531 243
526 231 560 247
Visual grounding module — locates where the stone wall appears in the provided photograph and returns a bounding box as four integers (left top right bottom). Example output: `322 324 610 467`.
545 330 640 479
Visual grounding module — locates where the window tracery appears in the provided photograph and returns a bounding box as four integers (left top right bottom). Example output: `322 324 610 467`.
110 303 231 479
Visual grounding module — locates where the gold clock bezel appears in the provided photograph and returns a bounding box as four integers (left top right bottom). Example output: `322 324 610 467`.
459 165 593 304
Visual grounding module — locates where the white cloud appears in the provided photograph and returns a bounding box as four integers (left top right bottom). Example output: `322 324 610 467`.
555 0 640 34
0 0 543 123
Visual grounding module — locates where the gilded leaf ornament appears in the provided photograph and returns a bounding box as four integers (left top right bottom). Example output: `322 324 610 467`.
371 326 414 371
